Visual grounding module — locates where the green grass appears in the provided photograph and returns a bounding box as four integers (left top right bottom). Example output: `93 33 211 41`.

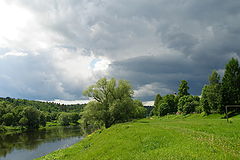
36 114 240 160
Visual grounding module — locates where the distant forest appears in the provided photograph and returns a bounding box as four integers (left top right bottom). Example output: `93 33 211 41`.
0 97 85 131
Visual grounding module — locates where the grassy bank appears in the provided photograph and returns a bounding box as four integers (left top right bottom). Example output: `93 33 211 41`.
37 114 240 160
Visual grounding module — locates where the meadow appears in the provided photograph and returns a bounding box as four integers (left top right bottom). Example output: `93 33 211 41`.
37 114 240 160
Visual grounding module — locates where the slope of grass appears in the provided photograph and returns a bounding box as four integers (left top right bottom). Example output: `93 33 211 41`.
36 114 240 160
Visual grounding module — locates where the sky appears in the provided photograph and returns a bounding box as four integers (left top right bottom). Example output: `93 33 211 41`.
0 0 240 103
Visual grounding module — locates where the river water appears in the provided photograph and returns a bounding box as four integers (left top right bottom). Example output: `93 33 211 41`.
0 126 83 160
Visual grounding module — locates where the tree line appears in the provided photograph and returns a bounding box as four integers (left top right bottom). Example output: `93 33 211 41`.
0 97 85 130
152 58 240 116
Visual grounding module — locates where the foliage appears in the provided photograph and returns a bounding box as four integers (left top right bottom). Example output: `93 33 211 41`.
178 80 190 97
82 78 146 130
178 95 199 114
40 112 47 127
21 106 41 129
0 97 85 113
0 97 84 129
81 101 106 132
221 58 240 108
200 84 221 113
2 113 14 126
158 103 169 116
70 113 80 124
19 117 28 127
58 113 81 126
154 94 162 107
152 94 177 116
151 94 162 116
208 70 220 85
58 113 71 126
133 100 146 118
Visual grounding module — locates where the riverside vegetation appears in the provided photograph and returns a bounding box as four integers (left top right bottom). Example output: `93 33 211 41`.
2 58 240 159
0 97 85 133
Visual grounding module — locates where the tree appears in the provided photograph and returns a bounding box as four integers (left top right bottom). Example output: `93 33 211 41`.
21 106 41 129
178 80 190 97
39 112 46 127
154 94 162 107
183 101 197 114
221 58 240 109
58 113 71 126
209 70 220 85
200 70 222 113
151 94 163 116
19 117 28 127
158 103 169 116
82 78 145 129
2 113 14 126
153 94 178 116
133 100 146 118
162 94 178 113
81 101 106 131
70 113 80 124
178 95 199 114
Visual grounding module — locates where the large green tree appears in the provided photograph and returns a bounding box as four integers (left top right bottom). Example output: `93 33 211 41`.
221 58 240 108
200 70 222 113
151 94 162 116
160 94 177 116
154 94 162 107
21 106 41 129
178 95 199 114
178 80 190 97
209 70 220 85
82 78 146 129
152 94 178 116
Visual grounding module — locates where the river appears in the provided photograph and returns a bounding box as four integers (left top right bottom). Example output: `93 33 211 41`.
0 126 83 160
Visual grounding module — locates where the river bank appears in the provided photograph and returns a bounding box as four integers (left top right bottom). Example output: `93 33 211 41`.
37 114 240 160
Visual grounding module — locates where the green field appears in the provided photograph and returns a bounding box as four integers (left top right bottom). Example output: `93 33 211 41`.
37 114 240 160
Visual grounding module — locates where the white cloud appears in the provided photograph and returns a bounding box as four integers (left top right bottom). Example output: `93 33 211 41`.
0 51 28 59
142 101 154 106
0 1 33 46
134 82 173 98
93 58 111 72
45 99 91 105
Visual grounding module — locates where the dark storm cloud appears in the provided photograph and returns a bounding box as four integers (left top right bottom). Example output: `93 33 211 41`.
1 0 240 101
109 55 208 97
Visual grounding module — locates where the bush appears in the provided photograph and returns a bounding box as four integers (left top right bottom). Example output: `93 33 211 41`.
21 106 41 129
2 113 14 126
158 103 169 116
58 113 71 126
183 102 195 114
195 105 203 113
70 113 80 124
153 94 178 116
178 95 199 114
0 125 6 132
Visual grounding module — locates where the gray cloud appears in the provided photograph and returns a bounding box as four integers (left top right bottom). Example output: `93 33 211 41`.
0 0 240 101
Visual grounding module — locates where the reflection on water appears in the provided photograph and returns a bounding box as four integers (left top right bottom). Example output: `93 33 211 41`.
0 126 83 160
